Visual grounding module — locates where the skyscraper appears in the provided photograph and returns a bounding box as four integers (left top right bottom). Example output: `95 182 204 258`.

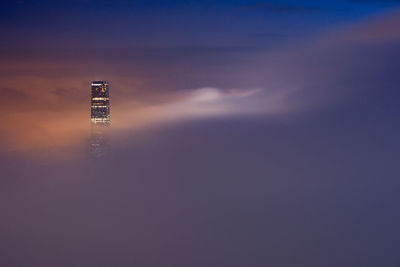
91 81 110 125
89 81 110 158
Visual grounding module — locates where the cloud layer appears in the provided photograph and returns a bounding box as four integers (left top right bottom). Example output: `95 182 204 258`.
1 9 400 155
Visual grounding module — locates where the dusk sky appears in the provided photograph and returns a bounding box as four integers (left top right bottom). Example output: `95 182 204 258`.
2 0 400 266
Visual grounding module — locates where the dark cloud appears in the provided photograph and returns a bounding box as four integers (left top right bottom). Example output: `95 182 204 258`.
1 87 28 99
1 87 32 114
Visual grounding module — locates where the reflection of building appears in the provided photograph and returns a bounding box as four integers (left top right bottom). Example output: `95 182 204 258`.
89 81 110 158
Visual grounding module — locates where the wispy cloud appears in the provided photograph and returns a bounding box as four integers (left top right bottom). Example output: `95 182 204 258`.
112 87 290 130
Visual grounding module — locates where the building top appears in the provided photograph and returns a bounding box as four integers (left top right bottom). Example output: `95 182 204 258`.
91 81 109 86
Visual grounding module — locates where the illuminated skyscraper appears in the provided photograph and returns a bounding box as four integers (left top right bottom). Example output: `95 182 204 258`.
89 81 110 158
91 81 110 124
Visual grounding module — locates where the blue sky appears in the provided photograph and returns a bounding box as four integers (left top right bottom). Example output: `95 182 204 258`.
1 0 399 48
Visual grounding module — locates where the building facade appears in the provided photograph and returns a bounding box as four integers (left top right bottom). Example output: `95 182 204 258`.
91 81 110 125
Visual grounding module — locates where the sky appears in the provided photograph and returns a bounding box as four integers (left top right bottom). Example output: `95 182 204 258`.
2 0 400 266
